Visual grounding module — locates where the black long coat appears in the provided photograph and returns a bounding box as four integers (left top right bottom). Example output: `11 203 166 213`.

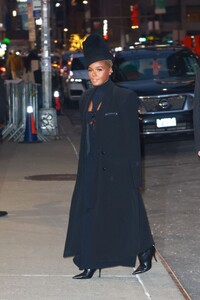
63 80 153 269
193 68 200 152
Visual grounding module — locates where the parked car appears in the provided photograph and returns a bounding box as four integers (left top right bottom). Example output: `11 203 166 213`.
62 52 92 105
0 57 7 79
111 45 200 136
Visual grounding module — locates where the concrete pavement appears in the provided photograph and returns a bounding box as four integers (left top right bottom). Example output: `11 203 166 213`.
0 115 190 300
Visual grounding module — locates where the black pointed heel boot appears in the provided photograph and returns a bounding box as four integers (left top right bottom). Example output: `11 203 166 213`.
132 245 157 275
73 268 101 279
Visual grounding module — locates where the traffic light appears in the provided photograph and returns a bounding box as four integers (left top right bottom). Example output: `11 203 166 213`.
3 37 11 45
130 4 139 29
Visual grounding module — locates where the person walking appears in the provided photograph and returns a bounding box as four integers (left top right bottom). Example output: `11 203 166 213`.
23 49 41 84
6 50 24 80
63 34 155 279
193 67 200 157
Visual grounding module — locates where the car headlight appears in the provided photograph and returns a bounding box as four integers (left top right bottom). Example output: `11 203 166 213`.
184 94 194 110
69 78 83 83
138 97 147 114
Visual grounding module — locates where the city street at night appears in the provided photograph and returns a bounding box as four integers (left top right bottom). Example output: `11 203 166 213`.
0 108 199 299
0 0 200 299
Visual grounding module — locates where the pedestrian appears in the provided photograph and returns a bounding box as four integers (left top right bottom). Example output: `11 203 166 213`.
23 49 42 84
23 48 42 109
0 76 8 217
6 50 24 80
63 34 155 279
193 67 200 157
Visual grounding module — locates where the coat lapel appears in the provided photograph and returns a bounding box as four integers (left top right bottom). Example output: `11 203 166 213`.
95 84 116 139
81 83 117 148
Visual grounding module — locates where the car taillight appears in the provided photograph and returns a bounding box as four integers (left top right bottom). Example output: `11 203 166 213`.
0 66 6 72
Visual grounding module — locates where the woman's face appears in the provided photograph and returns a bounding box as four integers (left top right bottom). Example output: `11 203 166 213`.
88 60 112 86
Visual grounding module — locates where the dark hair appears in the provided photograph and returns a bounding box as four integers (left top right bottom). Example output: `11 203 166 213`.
25 49 40 73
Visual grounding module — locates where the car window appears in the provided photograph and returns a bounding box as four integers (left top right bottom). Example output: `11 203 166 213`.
71 57 87 70
167 51 199 77
113 49 200 81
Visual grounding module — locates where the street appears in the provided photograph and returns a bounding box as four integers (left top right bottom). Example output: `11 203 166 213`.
64 105 200 300
0 110 187 300
143 136 200 300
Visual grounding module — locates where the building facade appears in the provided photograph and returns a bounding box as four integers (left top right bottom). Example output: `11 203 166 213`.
139 0 200 39
0 0 6 40
0 0 200 51
89 0 200 47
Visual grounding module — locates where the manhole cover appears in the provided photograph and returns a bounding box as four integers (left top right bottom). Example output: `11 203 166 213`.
25 174 77 181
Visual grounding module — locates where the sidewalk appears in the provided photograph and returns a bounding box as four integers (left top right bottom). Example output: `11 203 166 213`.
0 115 189 300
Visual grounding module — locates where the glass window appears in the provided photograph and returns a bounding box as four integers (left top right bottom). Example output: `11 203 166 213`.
167 50 200 76
113 49 200 82
186 6 200 23
71 57 87 70
163 6 181 23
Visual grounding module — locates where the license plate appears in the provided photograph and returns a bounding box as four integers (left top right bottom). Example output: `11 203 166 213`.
156 117 176 128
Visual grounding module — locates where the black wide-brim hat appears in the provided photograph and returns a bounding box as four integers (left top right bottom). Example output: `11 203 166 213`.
83 34 113 67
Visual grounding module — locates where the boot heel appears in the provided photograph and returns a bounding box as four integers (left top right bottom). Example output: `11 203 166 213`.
73 268 101 279
153 253 157 262
132 245 156 275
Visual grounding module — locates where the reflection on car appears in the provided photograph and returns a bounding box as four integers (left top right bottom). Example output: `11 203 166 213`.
112 45 200 136
62 52 92 105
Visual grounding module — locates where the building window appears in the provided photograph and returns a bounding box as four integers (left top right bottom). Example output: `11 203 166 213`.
186 6 200 23
163 6 180 23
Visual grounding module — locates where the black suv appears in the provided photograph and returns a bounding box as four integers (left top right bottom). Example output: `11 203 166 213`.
112 45 200 136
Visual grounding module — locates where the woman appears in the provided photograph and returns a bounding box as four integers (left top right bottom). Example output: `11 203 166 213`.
63 34 155 279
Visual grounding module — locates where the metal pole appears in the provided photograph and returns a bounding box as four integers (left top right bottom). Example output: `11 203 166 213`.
119 0 125 48
41 0 51 109
39 0 58 136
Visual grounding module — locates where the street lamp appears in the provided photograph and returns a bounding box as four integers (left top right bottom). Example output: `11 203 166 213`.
12 10 17 17
63 27 68 50
83 0 91 34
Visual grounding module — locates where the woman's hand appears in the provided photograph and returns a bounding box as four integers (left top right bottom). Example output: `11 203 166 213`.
198 151 200 157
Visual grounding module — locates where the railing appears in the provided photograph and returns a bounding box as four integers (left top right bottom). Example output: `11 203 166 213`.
2 79 44 142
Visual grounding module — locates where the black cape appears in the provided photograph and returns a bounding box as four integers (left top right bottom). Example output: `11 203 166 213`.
63 80 153 269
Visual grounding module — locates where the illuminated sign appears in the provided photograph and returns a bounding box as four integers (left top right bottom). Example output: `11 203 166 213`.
103 19 108 40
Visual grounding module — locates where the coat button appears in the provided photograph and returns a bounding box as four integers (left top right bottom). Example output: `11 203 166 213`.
102 167 106 171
